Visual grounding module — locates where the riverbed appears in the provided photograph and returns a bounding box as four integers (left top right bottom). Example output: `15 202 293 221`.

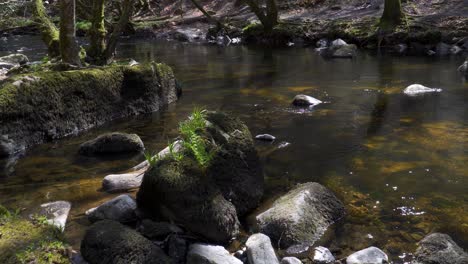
0 36 467 262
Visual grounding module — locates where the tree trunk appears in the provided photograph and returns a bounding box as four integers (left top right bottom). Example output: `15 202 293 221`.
104 0 133 64
188 0 222 27
265 0 278 30
59 0 81 65
243 0 278 33
32 0 60 58
88 0 106 64
380 0 403 28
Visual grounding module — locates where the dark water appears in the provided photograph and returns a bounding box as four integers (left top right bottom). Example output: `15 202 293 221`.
1 36 467 262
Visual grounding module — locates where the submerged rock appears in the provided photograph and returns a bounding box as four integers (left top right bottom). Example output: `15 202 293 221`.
413 233 468 264
313 246 335 264
256 182 345 250
346 247 388 264
137 219 183 240
255 134 276 141
81 220 173 264
292 95 322 107
331 44 358 58
137 112 263 243
85 194 137 223
403 84 442 95
39 201 71 231
281 257 302 264
79 132 144 156
187 243 242 264
0 62 178 157
246 233 279 264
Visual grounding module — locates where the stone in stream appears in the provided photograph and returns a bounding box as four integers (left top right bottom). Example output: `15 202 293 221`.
137 219 183 240
245 233 280 264
255 134 276 141
0 53 28 69
330 39 347 48
281 257 302 264
0 135 17 158
137 112 263 243
187 243 243 264
256 182 345 250
79 132 144 156
403 84 442 96
435 42 451 56
413 233 468 264
458 59 468 76
81 220 172 264
85 194 137 223
346 247 388 264
39 200 71 231
313 246 335 264
292 95 323 107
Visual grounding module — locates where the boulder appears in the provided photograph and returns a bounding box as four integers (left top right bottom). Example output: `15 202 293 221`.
79 132 144 156
0 62 178 156
394 44 408 54
292 95 322 107
281 257 302 264
137 219 183 240
313 246 335 264
450 45 463 55
0 54 28 69
331 39 347 48
413 233 468 264
458 60 468 76
39 201 71 231
0 136 16 158
81 220 173 264
167 235 188 264
255 134 276 141
331 44 357 58
403 84 442 96
346 247 388 264
137 112 263 243
435 42 451 56
256 182 345 250
246 233 279 264
85 194 137 223
187 243 242 264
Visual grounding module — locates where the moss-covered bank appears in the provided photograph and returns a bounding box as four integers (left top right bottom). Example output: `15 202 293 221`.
0 62 178 157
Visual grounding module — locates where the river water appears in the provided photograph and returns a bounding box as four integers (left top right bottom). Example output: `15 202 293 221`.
1 36 467 262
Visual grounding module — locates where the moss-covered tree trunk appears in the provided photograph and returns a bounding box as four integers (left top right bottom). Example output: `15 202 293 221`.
59 0 81 65
243 0 278 33
88 0 106 64
104 0 133 64
32 0 60 58
380 0 403 28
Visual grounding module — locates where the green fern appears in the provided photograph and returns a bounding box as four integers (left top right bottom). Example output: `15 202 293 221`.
144 151 159 167
168 141 184 161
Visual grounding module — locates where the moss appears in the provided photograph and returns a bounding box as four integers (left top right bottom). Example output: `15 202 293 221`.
0 206 69 264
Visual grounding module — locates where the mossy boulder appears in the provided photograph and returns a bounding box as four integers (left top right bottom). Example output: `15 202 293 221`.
413 233 468 264
81 220 173 264
0 62 178 158
79 132 145 156
137 112 263 243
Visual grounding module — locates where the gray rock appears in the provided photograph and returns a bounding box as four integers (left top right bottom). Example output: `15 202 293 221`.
346 247 388 264
292 95 322 107
79 132 144 156
436 42 451 56
256 182 345 249
458 60 468 75
313 246 335 264
281 257 302 264
403 84 442 96
39 201 71 231
187 243 242 264
394 44 408 54
451 45 463 55
102 170 145 192
331 39 347 48
85 194 137 223
284 243 311 259
413 233 468 264
137 219 183 240
331 44 357 58
316 39 328 48
0 136 16 158
0 53 28 68
255 134 276 141
245 233 279 264
168 235 188 264
81 220 173 264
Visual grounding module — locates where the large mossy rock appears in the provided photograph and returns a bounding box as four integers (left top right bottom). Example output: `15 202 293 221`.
81 220 173 264
413 233 468 264
79 132 145 156
137 112 263 243
256 182 345 250
0 62 178 157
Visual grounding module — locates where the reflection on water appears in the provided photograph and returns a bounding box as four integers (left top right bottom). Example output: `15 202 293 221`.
0 36 467 261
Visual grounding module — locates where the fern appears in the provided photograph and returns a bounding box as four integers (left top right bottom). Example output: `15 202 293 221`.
168 141 184 162
144 151 159 167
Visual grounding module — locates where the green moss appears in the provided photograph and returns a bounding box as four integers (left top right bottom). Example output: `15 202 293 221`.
0 206 69 264
76 20 92 32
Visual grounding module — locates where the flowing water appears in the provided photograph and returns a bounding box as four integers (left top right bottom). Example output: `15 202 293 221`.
1 36 467 262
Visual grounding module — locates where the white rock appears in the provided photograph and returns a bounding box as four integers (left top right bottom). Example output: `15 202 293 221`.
255 134 276 141
39 201 71 231
403 84 442 96
292 94 323 107
246 233 279 264
281 257 302 264
129 59 139 66
85 194 137 223
314 246 335 263
331 39 347 48
458 60 468 74
346 247 388 264
187 243 242 264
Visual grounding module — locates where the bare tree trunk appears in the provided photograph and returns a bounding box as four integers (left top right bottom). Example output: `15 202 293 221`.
380 0 403 29
243 0 278 33
59 0 81 65
88 0 106 64
32 0 60 58
188 0 222 27
104 0 133 64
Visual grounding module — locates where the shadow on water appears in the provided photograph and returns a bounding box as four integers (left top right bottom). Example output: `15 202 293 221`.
0 37 467 261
